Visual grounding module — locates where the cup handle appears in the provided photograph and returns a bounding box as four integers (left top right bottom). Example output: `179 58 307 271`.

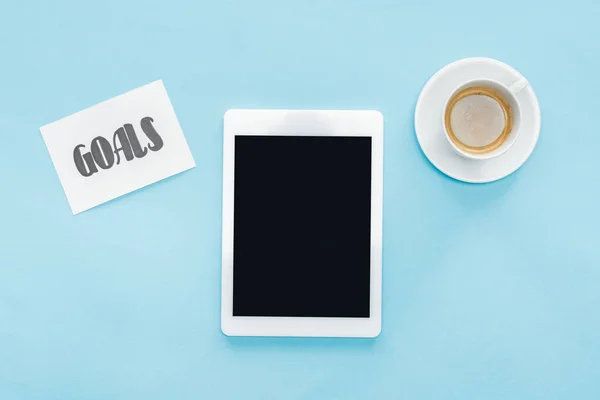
508 78 529 95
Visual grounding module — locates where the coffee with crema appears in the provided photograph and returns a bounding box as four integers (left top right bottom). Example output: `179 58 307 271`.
444 86 513 154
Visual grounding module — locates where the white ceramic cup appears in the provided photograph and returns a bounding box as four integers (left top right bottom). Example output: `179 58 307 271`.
442 78 529 160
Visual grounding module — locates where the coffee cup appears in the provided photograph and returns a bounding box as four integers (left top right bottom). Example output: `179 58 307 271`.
442 78 529 160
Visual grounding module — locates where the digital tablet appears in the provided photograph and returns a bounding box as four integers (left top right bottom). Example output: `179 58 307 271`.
222 109 383 337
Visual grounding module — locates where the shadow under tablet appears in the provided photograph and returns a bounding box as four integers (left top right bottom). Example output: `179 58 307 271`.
233 136 372 318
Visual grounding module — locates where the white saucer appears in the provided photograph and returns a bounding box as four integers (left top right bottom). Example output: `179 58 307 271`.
415 57 541 183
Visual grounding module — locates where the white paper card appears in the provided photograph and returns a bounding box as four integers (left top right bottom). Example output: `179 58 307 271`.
41 80 195 214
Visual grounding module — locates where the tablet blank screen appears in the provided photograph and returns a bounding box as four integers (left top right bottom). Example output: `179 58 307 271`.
233 136 372 318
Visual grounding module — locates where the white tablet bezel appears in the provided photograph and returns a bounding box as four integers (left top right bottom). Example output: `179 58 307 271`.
222 109 383 337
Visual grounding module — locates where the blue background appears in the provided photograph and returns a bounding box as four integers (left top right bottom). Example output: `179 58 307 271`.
1 1 599 399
